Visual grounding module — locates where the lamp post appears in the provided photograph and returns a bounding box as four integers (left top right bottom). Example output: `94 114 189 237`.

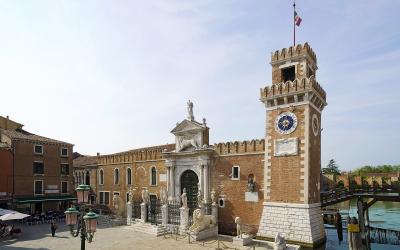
65 184 98 250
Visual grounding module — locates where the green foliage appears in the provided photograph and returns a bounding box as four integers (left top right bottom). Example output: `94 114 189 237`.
322 159 341 175
353 165 400 175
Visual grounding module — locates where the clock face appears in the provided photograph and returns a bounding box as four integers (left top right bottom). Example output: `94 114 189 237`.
275 112 298 134
312 114 319 136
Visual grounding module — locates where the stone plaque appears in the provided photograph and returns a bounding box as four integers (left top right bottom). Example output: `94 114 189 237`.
159 174 167 182
245 192 258 202
274 138 298 157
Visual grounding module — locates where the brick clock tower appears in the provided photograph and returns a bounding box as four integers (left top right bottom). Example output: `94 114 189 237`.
258 43 327 246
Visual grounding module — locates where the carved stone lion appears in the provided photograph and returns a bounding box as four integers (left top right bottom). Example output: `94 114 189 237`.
189 209 216 234
178 137 199 152
235 217 243 238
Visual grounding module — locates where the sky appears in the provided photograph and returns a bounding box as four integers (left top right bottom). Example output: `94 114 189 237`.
0 1 399 171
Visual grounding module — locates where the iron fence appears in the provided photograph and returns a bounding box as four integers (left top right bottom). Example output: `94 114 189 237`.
204 203 212 215
132 200 141 219
147 199 162 225
168 200 181 225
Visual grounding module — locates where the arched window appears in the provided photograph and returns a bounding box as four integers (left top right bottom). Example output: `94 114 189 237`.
126 168 132 185
85 171 90 185
150 167 157 186
114 168 119 184
99 169 104 185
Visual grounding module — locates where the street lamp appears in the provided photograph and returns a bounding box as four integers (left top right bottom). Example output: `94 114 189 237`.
65 184 98 250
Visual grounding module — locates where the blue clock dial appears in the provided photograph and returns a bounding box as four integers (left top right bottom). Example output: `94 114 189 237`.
274 112 298 134
277 115 294 131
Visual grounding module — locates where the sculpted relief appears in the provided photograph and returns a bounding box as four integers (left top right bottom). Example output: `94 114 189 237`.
177 134 201 152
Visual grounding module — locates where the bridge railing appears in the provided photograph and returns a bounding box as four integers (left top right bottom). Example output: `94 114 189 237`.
369 226 400 245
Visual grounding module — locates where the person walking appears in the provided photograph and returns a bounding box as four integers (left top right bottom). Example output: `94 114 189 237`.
50 222 57 237
335 212 343 243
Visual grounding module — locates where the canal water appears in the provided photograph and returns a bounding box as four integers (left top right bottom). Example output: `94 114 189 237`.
322 199 400 250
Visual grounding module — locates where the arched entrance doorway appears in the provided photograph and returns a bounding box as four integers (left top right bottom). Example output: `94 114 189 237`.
180 170 199 212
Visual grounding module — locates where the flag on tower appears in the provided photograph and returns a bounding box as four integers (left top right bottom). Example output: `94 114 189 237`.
294 11 302 26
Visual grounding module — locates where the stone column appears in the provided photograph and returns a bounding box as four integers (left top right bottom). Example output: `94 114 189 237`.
140 202 147 223
166 166 171 194
126 201 132 224
161 204 168 225
180 207 189 233
200 165 204 195
171 166 176 200
203 164 209 203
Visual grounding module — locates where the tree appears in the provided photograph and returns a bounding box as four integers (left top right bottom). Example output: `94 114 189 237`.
322 159 341 175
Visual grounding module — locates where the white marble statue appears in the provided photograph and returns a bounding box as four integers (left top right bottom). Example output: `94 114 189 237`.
235 217 243 238
160 186 168 205
141 188 150 204
274 233 286 250
113 194 120 210
197 188 203 206
128 188 134 203
187 100 194 120
189 208 216 234
210 189 216 205
181 188 188 208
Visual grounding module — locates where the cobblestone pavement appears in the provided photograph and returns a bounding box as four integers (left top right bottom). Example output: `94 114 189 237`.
0 223 273 250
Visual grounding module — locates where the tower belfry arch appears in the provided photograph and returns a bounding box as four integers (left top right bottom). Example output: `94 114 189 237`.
257 43 327 247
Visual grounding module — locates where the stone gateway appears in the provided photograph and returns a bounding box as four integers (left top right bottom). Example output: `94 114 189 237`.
74 43 326 247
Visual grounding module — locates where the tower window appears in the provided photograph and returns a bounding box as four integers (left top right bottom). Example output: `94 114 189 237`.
282 66 295 82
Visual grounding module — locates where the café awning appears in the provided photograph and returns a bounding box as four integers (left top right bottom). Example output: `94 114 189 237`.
15 196 77 204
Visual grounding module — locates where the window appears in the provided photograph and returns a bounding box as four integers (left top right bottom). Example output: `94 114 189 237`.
61 164 69 175
126 193 130 203
61 181 68 194
99 191 110 205
281 66 295 82
99 169 104 185
231 166 240 180
218 198 225 208
34 180 43 195
85 171 90 185
150 167 157 186
60 147 68 157
126 168 132 185
33 162 44 175
34 145 43 155
114 168 119 184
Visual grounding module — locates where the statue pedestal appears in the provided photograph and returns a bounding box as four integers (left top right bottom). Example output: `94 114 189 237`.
233 235 252 246
190 226 218 241
126 202 132 224
180 207 189 232
140 203 147 223
161 204 168 225
211 203 218 222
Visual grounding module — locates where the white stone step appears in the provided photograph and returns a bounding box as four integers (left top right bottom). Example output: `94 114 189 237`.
126 222 168 236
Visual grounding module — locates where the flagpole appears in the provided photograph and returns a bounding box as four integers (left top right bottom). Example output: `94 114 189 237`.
293 0 296 47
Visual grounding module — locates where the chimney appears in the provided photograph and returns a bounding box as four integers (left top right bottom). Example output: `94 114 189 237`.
5 116 9 130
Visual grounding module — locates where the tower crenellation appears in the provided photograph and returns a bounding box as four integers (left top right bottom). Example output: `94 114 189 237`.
271 43 317 65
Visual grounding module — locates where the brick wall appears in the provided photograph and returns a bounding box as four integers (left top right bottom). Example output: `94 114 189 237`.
13 141 74 197
213 153 264 235
0 148 13 199
268 107 305 203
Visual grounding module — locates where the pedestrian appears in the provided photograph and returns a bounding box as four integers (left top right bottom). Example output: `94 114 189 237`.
50 222 57 237
335 212 343 243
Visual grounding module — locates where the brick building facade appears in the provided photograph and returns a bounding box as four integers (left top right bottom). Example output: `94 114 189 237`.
0 116 75 213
